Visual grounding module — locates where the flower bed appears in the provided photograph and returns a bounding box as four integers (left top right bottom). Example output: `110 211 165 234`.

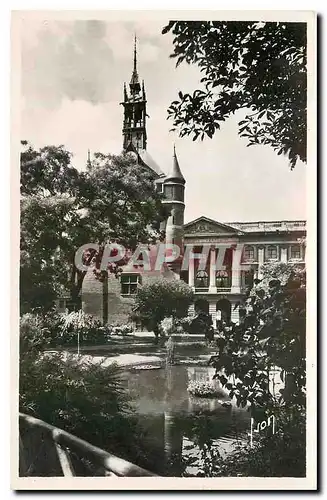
187 380 220 398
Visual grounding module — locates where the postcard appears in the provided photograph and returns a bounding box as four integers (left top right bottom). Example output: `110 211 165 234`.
11 9 317 491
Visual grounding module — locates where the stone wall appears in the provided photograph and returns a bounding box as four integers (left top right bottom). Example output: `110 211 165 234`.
81 266 178 326
82 267 134 325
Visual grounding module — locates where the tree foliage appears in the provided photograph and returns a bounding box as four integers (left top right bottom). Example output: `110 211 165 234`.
163 21 307 169
132 278 194 338
19 314 154 468
20 142 167 312
209 262 306 411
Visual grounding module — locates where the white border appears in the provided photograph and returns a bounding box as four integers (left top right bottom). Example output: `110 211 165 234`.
9 8 317 492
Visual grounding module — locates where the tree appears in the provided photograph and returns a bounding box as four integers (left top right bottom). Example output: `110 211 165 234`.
184 262 306 478
162 21 307 169
132 278 194 339
20 142 167 312
210 262 306 411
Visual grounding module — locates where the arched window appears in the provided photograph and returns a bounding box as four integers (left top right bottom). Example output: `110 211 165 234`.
290 245 301 259
244 245 255 261
267 245 278 260
195 270 209 288
216 270 231 288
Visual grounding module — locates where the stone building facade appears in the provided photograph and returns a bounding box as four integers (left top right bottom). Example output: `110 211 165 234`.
65 39 306 327
182 217 306 327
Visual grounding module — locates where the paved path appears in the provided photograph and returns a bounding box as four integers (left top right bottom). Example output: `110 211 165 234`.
54 351 163 368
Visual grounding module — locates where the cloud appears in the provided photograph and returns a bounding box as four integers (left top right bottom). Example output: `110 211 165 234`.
20 18 306 223
22 20 120 108
21 19 166 111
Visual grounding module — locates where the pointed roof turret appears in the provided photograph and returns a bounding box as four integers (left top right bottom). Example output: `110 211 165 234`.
129 35 141 94
165 145 185 184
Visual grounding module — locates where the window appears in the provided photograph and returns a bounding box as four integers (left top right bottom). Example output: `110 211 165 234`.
195 270 209 288
156 182 163 193
173 185 184 200
242 270 254 288
290 245 301 259
244 245 255 261
164 185 173 199
121 274 140 295
216 270 231 288
267 245 278 260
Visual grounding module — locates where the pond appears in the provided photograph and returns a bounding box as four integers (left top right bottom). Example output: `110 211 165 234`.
122 364 251 477
62 339 252 476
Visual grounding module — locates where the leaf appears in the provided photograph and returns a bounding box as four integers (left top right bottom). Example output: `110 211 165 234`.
161 21 175 34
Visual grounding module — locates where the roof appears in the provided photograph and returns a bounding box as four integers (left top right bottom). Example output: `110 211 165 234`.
184 216 306 234
164 146 185 183
184 216 244 235
137 149 166 177
226 220 306 232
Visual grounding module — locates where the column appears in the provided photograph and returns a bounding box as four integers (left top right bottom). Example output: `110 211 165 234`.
208 246 216 293
231 246 242 293
188 303 195 316
188 254 195 288
209 301 217 329
258 246 264 279
280 246 288 263
230 300 240 325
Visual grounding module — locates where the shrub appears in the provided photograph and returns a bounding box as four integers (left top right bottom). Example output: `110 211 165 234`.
60 310 107 346
20 310 110 352
20 313 52 355
160 317 174 337
187 380 220 398
182 408 306 477
133 278 194 339
19 319 154 469
109 323 134 336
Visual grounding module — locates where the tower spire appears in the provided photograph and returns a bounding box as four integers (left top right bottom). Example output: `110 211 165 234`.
87 149 91 167
121 36 147 151
133 34 137 73
130 35 141 94
167 144 185 183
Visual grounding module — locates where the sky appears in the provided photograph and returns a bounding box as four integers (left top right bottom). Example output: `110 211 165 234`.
20 17 307 224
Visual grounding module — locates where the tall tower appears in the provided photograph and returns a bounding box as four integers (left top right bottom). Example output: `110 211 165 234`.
163 146 186 272
121 36 147 152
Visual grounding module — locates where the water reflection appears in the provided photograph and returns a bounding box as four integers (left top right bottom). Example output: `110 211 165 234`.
124 365 250 476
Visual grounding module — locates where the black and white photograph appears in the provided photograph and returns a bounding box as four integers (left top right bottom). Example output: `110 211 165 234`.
12 10 317 490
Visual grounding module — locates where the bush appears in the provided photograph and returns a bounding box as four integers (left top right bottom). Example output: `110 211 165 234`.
133 278 194 338
20 313 52 355
20 310 109 350
109 323 134 336
60 310 107 345
187 380 220 398
19 318 155 469
182 408 306 477
160 317 174 337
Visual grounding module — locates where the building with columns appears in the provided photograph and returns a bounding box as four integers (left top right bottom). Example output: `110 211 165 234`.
73 38 306 327
181 217 306 326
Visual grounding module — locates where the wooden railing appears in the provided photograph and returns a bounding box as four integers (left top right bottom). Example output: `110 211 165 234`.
19 413 157 477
